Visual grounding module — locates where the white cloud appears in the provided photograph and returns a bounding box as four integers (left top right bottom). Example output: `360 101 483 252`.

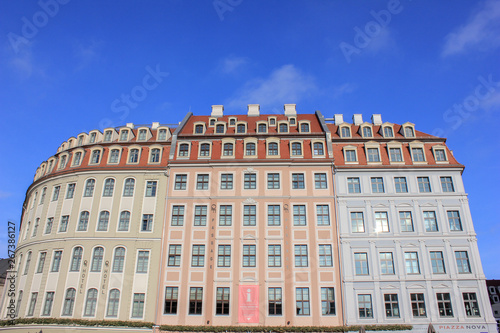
481 90 500 110
0 191 13 199
219 55 249 74
332 83 357 99
226 64 317 109
73 40 102 71
442 0 500 57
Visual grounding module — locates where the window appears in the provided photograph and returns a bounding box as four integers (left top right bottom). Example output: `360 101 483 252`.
219 205 232 226
104 130 112 142
62 288 76 316
268 205 281 226
73 152 82 166
268 142 278 155
437 293 453 317
36 253 45 273
40 187 46 204
174 174 187 190
84 179 95 197
294 245 308 267
300 123 309 132
223 143 233 156
291 142 302 155
97 210 109 231
412 148 425 162
463 292 480 317
131 293 145 318
44 218 53 234
430 251 445 274
246 142 256 156
200 143 210 156
269 118 276 125
351 212 365 233
410 293 426 317
269 288 282 315
267 173 280 189
197 174 209 190
216 124 224 133
158 129 167 140
296 288 310 315
138 129 147 140
220 174 233 190
268 245 281 267
244 173 256 189
150 148 161 162
455 251 471 273
405 252 420 274
128 149 139 163
362 127 372 137
78 211 89 231
195 124 204 134
404 127 414 137
194 205 207 226
120 130 129 141
341 127 350 137
179 143 189 156
279 123 288 133
354 253 368 275
371 177 384 193
59 155 67 169
106 289 120 317
319 245 333 267
51 250 62 272
317 205 330 226
91 150 100 164
52 186 60 201
24 252 32 275
103 178 115 197
42 292 55 316
381 294 399 318
321 288 335 315
367 148 380 162
380 252 395 274
137 251 150 273
237 124 245 133
243 245 256 267
141 214 153 231
358 294 373 318
435 149 447 161
258 123 267 133
218 245 231 267
375 212 389 232
112 247 126 272
171 205 185 226
109 149 120 163
424 211 438 232
394 177 407 193
168 245 181 266
243 205 256 226
293 205 306 226
347 177 361 193
399 211 414 232
28 292 37 316
384 127 393 137
32 218 39 237
58 215 69 233
313 142 324 155
123 178 135 196
191 245 205 267
91 247 104 272
418 177 431 192
145 181 157 197
84 289 98 316
66 183 75 199
448 211 462 231
441 177 454 192
292 173 305 189
70 247 83 271
315 173 327 189
189 287 203 314
345 149 357 162
164 287 178 314
118 211 130 231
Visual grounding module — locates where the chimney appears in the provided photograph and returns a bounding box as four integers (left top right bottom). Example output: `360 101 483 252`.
126 123 134 129
247 104 260 117
211 105 224 118
353 114 363 125
284 104 297 116
151 122 160 129
371 114 382 125
334 114 344 125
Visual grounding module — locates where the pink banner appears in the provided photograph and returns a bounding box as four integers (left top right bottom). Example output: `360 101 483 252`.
238 285 259 323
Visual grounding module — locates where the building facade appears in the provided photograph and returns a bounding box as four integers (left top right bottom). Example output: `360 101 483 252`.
1 104 496 332
486 280 500 331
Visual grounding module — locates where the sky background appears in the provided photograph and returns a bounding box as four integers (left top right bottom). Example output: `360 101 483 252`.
0 0 499 277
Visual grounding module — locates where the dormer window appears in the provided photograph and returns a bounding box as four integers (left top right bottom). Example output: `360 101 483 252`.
59 155 67 169
179 144 189 157
279 124 288 133
290 118 296 125
246 143 256 156
268 142 278 155
109 149 120 163
300 123 310 133
223 143 233 156
195 125 204 134
150 148 161 163
269 118 276 125
229 118 236 125
344 148 357 162
210 119 215 126
200 143 210 157
411 148 425 162
104 131 112 142
78 136 84 146
434 149 447 162
291 142 302 156
89 133 96 143
138 129 147 140
389 148 402 162
340 127 351 138
129 149 139 163
158 129 167 140
237 124 246 133
91 150 100 164
362 127 372 138
216 124 225 133
313 142 324 155
383 127 393 138
404 127 414 138
367 148 380 162
258 124 267 133
48 160 53 172
73 152 82 166
120 130 129 141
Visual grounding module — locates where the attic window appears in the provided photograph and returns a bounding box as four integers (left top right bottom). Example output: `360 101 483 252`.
210 119 215 125
269 118 276 125
258 124 267 133
383 127 393 138
404 127 414 138
89 133 96 143
434 149 447 162
289 118 296 125
301 123 310 133
341 127 351 138
138 129 147 140
279 123 288 133
229 118 236 125
120 130 129 141
158 129 167 140
216 124 225 133
195 125 204 134
104 131 112 142
237 124 246 133
362 127 372 138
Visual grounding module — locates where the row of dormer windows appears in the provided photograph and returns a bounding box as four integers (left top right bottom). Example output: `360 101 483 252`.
337 124 415 139
341 144 448 164
193 120 310 135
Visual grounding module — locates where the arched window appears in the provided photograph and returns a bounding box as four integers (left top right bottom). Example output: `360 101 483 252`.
104 130 112 142
123 178 135 197
269 118 276 125
106 289 120 317
313 142 324 155
84 179 95 197
118 211 130 231
59 155 67 169
103 178 115 197
150 148 161 162
383 127 394 137
62 288 76 316
362 127 372 137
341 127 350 138
109 149 120 163
138 129 147 140
223 143 233 156
216 124 225 133
179 144 189 157
73 152 82 166
279 123 288 133
229 118 236 125
129 149 139 163
112 247 126 272
97 211 109 231
78 211 89 231
200 143 210 156
70 247 83 271
268 142 278 155
91 150 100 164
120 130 128 141
237 124 245 133
291 142 302 156
195 124 204 134
158 129 167 140
246 143 256 156
258 124 267 133
91 247 104 272
404 127 414 137
210 119 215 125
84 288 98 317
301 123 310 133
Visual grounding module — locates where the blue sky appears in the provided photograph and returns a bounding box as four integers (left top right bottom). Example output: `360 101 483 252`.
0 0 499 276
